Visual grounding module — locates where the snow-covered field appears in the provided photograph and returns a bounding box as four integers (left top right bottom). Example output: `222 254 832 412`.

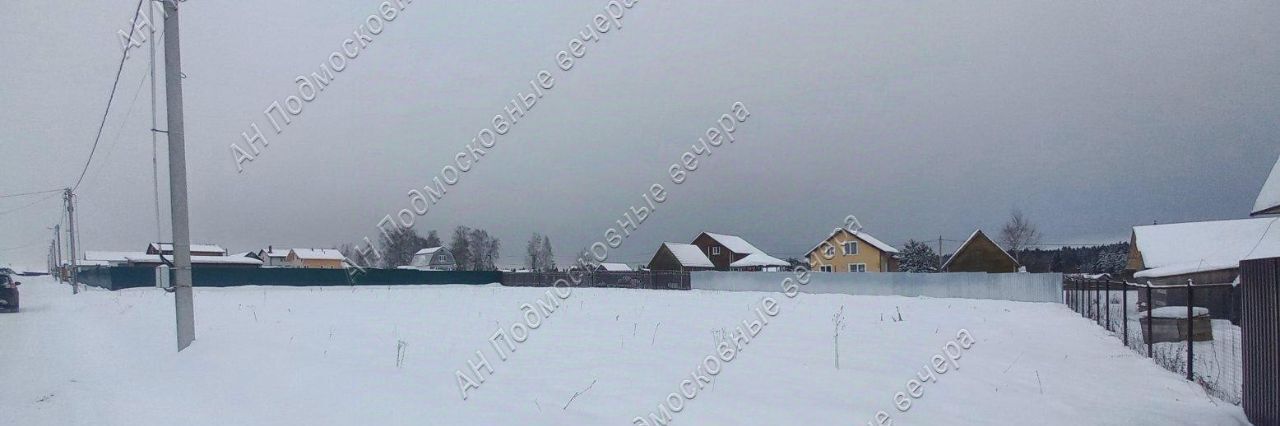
0 277 1248 425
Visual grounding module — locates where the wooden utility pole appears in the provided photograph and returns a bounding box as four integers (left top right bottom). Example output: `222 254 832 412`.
163 0 196 351
52 224 61 280
63 189 78 294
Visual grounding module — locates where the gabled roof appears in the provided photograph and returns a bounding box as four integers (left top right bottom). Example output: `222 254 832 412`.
662 242 715 268
598 262 633 271
415 247 444 256
729 252 790 268
288 248 346 261
699 232 765 255
940 230 1018 271
259 248 289 258
1131 218 1280 278
805 228 900 256
1254 154 1280 216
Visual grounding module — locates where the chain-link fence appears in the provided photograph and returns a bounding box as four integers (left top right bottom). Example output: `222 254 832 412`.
1063 277 1241 404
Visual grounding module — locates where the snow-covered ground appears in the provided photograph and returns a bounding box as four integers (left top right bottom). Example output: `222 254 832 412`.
0 277 1248 425
1092 290 1243 404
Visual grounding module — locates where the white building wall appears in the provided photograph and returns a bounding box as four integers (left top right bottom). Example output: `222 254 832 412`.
691 271 1063 303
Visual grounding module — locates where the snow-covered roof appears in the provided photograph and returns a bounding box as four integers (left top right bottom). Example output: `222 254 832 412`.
806 228 900 256
598 262 633 271
148 243 227 255
83 251 141 262
940 230 1018 271
729 252 790 268
259 248 289 258
414 247 443 256
663 243 715 268
1254 154 1280 216
700 232 765 255
125 254 262 265
289 249 346 261
1132 218 1280 278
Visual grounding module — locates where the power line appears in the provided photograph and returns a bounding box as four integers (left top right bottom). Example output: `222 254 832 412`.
0 188 63 199
0 192 61 216
83 60 152 191
71 0 149 191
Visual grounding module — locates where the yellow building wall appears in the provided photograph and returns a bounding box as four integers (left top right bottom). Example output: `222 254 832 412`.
285 256 345 269
807 229 889 272
302 259 344 269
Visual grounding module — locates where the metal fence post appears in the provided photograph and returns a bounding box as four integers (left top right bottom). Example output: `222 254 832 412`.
1187 281 1194 382
1152 284 1162 355
1095 279 1101 325
1105 279 1112 331
1122 283 1129 346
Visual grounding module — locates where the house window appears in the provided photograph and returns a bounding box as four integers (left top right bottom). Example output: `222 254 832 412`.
824 246 835 257
711 246 721 255
819 265 834 272
849 263 866 273
843 241 858 255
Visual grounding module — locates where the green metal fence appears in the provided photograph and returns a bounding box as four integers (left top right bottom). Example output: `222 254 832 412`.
78 266 501 290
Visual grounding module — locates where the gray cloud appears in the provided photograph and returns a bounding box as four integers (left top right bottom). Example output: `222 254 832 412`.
3 0 1278 268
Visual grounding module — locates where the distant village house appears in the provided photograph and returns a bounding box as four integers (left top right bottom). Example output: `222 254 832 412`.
286 249 346 269
806 228 900 272
399 247 457 271
691 232 789 271
941 230 1020 273
648 242 716 272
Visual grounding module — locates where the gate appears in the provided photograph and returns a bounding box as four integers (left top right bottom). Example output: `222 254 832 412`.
1241 257 1280 425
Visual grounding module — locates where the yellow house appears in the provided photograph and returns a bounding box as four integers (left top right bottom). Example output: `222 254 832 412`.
286 249 347 269
806 228 900 272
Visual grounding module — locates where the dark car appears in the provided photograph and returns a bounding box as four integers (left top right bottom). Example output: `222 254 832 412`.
0 271 19 313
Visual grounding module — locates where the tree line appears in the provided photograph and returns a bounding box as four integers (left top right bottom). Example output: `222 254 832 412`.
340 227 558 272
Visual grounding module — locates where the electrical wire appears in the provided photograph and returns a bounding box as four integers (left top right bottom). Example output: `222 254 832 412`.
82 60 152 191
0 192 61 216
0 188 63 199
71 0 149 191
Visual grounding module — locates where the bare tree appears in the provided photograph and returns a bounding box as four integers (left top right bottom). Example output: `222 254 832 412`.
526 233 544 271
379 227 430 268
449 226 473 270
337 243 365 268
424 230 442 248
467 229 501 271
999 209 1041 262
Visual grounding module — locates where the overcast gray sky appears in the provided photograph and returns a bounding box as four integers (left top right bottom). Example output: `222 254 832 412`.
2 0 1278 268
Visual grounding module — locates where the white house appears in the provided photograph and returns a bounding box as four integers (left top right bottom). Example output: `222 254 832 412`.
256 246 290 268
398 247 457 271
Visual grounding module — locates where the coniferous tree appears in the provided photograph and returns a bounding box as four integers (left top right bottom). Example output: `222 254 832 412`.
899 240 939 273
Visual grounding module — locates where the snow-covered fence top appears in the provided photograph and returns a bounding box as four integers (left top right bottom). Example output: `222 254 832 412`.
691 271 1064 303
